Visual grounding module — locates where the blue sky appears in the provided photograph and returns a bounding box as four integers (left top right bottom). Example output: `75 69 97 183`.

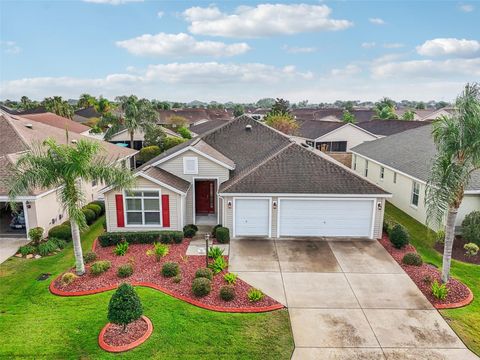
0 0 479 102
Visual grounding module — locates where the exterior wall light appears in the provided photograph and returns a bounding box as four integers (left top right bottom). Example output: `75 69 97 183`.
227 201 232 209
377 202 382 211
273 201 277 210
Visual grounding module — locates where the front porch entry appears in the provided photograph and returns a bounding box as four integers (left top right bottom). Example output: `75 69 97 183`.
194 179 217 225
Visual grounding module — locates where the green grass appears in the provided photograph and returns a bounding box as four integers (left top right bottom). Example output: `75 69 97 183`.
0 217 294 359
386 202 480 355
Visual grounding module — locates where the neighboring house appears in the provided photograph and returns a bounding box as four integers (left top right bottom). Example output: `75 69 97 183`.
101 116 390 239
157 108 233 126
355 119 429 136
351 124 480 230
73 106 101 123
108 127 182 150
395 107 453 121
0 111 137 238
22 112 92 136
189 120 230 136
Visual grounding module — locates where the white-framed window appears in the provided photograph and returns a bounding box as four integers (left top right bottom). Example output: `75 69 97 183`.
393 172 397 184
411 181 420 207
364 160 369 177
125 190 162 226
380 166 385 180
353 154 357 170
183 157 198 175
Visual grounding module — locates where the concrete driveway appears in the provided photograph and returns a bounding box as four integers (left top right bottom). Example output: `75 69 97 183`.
230 239 478 360
0 237 28 264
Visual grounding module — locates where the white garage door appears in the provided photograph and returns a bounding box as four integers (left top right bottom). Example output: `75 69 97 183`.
234 199 270 236
279 199 373 238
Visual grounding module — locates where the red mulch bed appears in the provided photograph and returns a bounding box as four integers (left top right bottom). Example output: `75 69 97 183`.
379 234 472 308
52 239 280 310
103 317 148 347
434 236 480 265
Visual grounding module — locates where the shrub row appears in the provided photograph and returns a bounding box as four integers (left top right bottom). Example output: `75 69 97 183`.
98 231 183 247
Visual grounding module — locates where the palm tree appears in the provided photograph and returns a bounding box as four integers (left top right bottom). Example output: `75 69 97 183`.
426 83 480 283
8 139 135 275
42 96 74 119
101 95 157 149
78 93 97 109
95 97 111 116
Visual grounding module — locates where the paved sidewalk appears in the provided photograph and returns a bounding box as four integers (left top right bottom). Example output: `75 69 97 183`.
230 238 479 360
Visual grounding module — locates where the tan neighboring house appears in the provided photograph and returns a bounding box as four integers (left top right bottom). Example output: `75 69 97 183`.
0 111 137 239
351 125 480 230
101 116 390 239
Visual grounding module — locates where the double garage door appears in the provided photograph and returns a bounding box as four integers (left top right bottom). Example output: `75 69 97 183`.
234 198 374 238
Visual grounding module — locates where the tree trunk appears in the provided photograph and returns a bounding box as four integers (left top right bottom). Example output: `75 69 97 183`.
71 220 85 275
441 207 459 283
130 131 134 150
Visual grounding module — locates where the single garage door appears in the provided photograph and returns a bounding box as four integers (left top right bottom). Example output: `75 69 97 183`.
279 199 373 238
234 199 270 236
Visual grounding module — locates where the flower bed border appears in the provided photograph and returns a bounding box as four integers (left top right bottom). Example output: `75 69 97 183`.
98 315 153 353
435 286 474 309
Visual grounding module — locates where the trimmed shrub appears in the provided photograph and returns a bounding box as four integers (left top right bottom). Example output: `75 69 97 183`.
464 242 479 257
216 227 230 244
90 260 111 275
212 224 222 237
219 285 235 301
117 264 134 278
19 245 35 256
90 200 105 214
61 272 77 285
208 256 228 274
28 227 44 244
183 227 196 238
113 241 129 256
389 224 409 249
191 277 211 297
84 204 102 217
223 272 237 285
108 283 143 331
462 211 480 245
247 288 264 302
431 280 449 300
37 239 58 256
83 251 98 263
402 252 423 266
195 267 213 281
48 225 72 241
98 231 183 247
184 224 198 232
82 208 96 225
162 262 179 277
382 216 397 234
172 274 182 283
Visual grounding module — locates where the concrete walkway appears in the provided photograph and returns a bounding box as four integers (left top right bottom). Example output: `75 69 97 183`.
229 239 478 360
0 237 29 264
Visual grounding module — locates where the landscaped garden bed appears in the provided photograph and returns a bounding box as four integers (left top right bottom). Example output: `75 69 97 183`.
50 236 282 312
434 236 480 265
379 233 473 309
99 315 153 352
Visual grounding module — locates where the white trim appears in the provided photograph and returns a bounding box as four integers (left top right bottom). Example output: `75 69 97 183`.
219 192 392 198
123 188 163 228
100 172 188 196
0 187 60 202
22 200 30 239
465 190 480 195
276 197 376 239
233 197 272 238
314 123 379 142
183 156 199 175
192 177 220 226
148 145 235 170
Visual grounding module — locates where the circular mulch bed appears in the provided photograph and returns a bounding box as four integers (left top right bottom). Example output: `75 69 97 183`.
434 236 480 265
99 315 153 353
379 234 473 309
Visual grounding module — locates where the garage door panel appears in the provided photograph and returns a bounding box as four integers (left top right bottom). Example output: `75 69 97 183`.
279 199 373 237
235 199 270 236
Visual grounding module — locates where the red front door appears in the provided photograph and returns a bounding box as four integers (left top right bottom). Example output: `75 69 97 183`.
195 180 215 214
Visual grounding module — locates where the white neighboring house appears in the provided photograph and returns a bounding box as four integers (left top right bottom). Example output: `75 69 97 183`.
0 111 137 239
351 124 480 230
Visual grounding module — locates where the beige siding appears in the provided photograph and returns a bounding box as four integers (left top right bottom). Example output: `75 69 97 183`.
104 176 183 232
28 191 68 233
224 196 233 231
271 196 279 238
316 125 378 151
373 198 385 239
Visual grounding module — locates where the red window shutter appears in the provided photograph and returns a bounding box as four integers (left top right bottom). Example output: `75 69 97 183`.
115 194 125 227
162 194 170 227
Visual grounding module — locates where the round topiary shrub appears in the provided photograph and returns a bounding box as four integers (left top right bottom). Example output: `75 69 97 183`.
162 262 179 277
82 208 96 225
402 252 423 266
212 224 222 237
219 285 235 301
61 272 77 285
183 227 196 238
108 283 143 331
195 267 213 281
90 260 111 275
84 204 102 217
191 277 211 297
462 211 480 246
389 224 409 249
216 227 230 244
117 264 134 278
83 251 98 263
28 227 44 245
48 225 72 241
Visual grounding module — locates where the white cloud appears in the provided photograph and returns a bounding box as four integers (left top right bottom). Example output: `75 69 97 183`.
183 4 353 38
383 43 404 49
157 11 164 18
416 38 480 58
83 0 143 4
330 64 361 77
282 45 316 54
369 17 385 25
361 42 376 49
116 33 250 57
459 4 474 12
1 41 21 54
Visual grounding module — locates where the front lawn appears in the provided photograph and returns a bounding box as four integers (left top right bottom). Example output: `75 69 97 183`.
386 202 480 355
0 217 294 359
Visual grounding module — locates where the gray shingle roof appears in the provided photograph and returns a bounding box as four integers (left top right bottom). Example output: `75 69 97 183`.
296 120 345 139
190 120 230 136
142 167 190 193
351 124 480 191
356 119 429 136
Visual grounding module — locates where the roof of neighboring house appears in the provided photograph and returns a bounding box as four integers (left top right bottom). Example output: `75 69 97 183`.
142 167 190 194
296 120 345 139
356 120 430 136
22 112 91 134
157 108 233 125
190 120 230 136
74 106 101 119
351 124 480 191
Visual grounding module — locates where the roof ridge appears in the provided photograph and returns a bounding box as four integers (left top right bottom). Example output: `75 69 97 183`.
1 112 31 153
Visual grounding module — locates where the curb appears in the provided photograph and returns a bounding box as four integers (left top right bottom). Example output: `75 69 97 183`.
49 279 284 313
435 287 474 309
98 315 153 353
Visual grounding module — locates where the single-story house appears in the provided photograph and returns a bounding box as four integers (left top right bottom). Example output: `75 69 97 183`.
351 124 480 230
0 111 137 238
101 116 390 239
22 112 92 136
